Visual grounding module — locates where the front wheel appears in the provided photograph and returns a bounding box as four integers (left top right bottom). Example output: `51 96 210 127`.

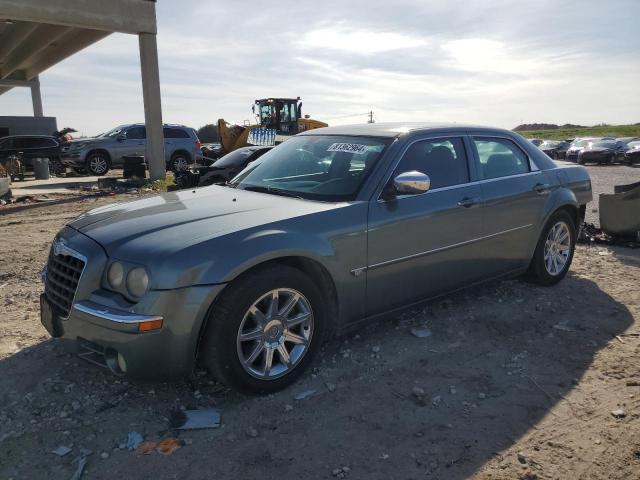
85 152 110 176
527 210 576 286
200 265 327 394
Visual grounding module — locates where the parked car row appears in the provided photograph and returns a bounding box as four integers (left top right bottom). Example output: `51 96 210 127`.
532 136 640 165
0 123 204 177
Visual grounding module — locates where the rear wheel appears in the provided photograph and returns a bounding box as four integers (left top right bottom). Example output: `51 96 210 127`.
527 210 576 286
200 264 327 394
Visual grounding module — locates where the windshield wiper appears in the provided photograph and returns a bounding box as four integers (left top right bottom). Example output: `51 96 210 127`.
240 185 304 199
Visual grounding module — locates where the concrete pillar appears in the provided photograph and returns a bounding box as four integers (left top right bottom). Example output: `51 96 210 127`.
31 76 43 117
138 32 165 180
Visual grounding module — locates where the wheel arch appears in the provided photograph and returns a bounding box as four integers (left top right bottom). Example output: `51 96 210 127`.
170 149 191 161
85 148 112 165
194 254 340 364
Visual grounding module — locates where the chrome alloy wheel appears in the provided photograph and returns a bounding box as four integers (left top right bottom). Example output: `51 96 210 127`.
89 156 108 174
237 288 314 379
173 156 189 172
543 221 571 276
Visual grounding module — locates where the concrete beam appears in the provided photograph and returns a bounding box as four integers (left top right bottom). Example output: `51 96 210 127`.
30 75 43 116
139 33 165 180
23 29 111 80
0 78 35 88
0 21 38 64
0 0 157 35
0 24 72 79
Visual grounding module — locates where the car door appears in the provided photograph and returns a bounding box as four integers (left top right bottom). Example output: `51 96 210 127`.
471 136 550 276
365 136 485 315
112 126 146 165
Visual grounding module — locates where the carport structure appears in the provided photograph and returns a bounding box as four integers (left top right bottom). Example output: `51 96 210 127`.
0 0 166 179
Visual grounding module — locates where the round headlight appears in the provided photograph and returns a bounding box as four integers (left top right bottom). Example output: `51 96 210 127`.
107 262 124 289
126 267 149 298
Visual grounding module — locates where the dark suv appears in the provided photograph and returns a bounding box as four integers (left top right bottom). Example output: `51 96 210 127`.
0 135 60 169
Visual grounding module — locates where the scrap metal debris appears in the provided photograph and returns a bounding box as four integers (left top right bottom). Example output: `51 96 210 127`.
410 326 433 338
69 457 86 480
126 431 144 450
174 409 221 430
52 446 72 457
294 389 316 400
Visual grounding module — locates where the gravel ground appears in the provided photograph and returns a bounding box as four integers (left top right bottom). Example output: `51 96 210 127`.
1 169 639 480
582 164 640 226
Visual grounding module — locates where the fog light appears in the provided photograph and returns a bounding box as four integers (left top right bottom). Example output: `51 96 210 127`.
107 262 124 289
117 353 128 373
126 267 149 298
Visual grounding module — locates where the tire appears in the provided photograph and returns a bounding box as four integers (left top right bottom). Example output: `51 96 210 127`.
200 264 327 394
170 152 190 172
85 152 110 176
527 210 576 286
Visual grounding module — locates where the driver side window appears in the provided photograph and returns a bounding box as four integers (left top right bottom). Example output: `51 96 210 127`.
394 137 470 189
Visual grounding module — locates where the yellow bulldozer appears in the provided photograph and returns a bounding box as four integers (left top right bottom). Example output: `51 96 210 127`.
217 97 327 155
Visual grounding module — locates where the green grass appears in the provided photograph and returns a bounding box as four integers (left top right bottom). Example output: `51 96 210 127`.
516 124 640 141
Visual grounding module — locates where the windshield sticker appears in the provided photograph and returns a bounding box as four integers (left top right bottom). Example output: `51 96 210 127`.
327 143 369 155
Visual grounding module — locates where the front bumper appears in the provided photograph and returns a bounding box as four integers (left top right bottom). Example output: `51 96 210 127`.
44 284 226 378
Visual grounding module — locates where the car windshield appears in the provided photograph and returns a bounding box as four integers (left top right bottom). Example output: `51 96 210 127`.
592 141 616 148
572 139 593 148
98 126 126 138
230 135 390 201
541 141 560 147
628 141 640 149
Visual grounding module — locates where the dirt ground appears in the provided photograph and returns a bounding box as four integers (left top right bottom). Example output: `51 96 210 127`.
1 166 639 480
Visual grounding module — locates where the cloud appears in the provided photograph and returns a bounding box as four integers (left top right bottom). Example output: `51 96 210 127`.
0 0 638 134
300 28 427 54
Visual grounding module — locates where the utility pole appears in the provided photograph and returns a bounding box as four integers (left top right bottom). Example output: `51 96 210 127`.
367 110 375 123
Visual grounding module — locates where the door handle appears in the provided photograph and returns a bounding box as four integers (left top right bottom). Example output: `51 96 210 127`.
533 183 551 194
458 196 480 208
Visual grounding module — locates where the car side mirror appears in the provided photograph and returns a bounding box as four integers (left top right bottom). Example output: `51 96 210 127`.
392 170 431 195
116 133 126 142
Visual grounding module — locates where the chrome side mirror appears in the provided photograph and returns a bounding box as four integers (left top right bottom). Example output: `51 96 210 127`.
393 170 431 195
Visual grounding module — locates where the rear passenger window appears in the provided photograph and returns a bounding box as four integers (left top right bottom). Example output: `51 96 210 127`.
164 128 190 139
394 137 469 189
473 138 529 179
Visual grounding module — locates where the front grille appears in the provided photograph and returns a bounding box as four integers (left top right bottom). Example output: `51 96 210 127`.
45 249 85 317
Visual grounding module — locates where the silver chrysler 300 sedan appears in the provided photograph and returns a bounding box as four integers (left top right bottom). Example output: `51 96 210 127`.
41 123 592 394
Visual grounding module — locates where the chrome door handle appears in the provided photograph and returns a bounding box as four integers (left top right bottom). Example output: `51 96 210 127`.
458 196 480 208
533 183 551 194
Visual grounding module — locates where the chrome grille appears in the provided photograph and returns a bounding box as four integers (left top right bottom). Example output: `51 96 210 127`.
44 248 85 317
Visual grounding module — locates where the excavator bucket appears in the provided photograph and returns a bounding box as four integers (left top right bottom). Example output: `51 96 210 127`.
599 181 640 240
217 119 252 154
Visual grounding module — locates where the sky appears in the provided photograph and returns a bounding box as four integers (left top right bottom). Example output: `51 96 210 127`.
0 0 639 136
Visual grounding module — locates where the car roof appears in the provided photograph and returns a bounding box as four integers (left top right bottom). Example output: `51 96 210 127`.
127 123 192 129
297 122 514 138
0 134 54 139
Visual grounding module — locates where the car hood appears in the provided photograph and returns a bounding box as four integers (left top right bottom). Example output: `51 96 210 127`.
583 147 611 153
68 186 341 258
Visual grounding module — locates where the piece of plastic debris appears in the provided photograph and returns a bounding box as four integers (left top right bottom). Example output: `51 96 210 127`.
69 457 86 480
175 409 221 430
294 389 316 400
611 409 626 418
410 326 432 338
135 441 157 455
552 323 575 332
52 446 72 457
156 438 181 456
126 431 144 450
